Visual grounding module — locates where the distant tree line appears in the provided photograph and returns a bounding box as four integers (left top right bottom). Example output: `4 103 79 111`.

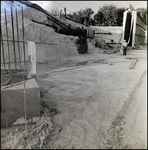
66 4 147 26
67 8 94 26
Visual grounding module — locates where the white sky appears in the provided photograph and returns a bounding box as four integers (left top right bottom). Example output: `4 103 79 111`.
30 1 147 14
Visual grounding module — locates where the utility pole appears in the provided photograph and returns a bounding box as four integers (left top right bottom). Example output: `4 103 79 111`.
64 7 66 17
60 10 62 18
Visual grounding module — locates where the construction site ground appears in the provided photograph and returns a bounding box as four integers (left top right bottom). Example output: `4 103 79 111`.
1 45 147 149
1 1 147 149
36 46 147 149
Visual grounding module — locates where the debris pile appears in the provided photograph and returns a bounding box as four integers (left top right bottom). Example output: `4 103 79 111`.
1 113 53 149
104 116 129 149
92 37 121 54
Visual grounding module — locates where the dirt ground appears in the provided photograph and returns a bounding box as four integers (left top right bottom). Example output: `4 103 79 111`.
37 46 147 149
104 69 147 149
1 2 147 149
1 46 147 149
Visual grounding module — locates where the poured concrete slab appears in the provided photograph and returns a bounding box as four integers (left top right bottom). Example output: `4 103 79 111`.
1 78 40 128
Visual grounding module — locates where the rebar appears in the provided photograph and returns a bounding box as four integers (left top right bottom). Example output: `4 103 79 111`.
22 6 26 70
11 7 17 69
16 9 21 69
1 27 6 69
5 117 9 133
0 40 58 45
24 78 27 130
4 8 11 70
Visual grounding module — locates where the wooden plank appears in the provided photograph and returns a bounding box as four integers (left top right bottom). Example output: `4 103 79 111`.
129 58 138 69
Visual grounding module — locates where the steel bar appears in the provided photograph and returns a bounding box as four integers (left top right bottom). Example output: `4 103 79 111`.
22 6 26 70
1 27 6 69
95 32 112 35
136 23 146 31
135 34 146 37
5 117 9 133
0 40 57 46
5 8 11 70
0 40 58 45
16 9 21 69
11 7 17 69
0 39 27 42
24 78 27 130
1 79 26 90
35 42 58 45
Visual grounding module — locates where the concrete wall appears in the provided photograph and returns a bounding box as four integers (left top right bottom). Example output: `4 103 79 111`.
91 26 123 34
91 26 122 44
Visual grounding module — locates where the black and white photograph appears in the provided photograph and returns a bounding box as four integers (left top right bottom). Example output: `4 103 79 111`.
1 1 147 149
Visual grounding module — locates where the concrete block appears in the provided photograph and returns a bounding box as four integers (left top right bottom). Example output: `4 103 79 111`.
1 78 40 128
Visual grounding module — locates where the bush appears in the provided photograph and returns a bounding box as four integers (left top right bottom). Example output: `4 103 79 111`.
94 39 101 48
76 36 88 54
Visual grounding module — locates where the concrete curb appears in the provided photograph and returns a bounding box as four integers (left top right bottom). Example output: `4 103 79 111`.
36 64 102 78
112 69 147 122
36 60 113 79
129 58 138 69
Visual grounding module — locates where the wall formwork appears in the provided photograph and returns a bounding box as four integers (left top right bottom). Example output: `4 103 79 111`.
122 10 147 48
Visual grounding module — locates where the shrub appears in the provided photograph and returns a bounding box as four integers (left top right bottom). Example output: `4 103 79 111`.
76 36 88 54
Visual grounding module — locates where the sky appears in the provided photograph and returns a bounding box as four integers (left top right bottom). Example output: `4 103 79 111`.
30 1 147 14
